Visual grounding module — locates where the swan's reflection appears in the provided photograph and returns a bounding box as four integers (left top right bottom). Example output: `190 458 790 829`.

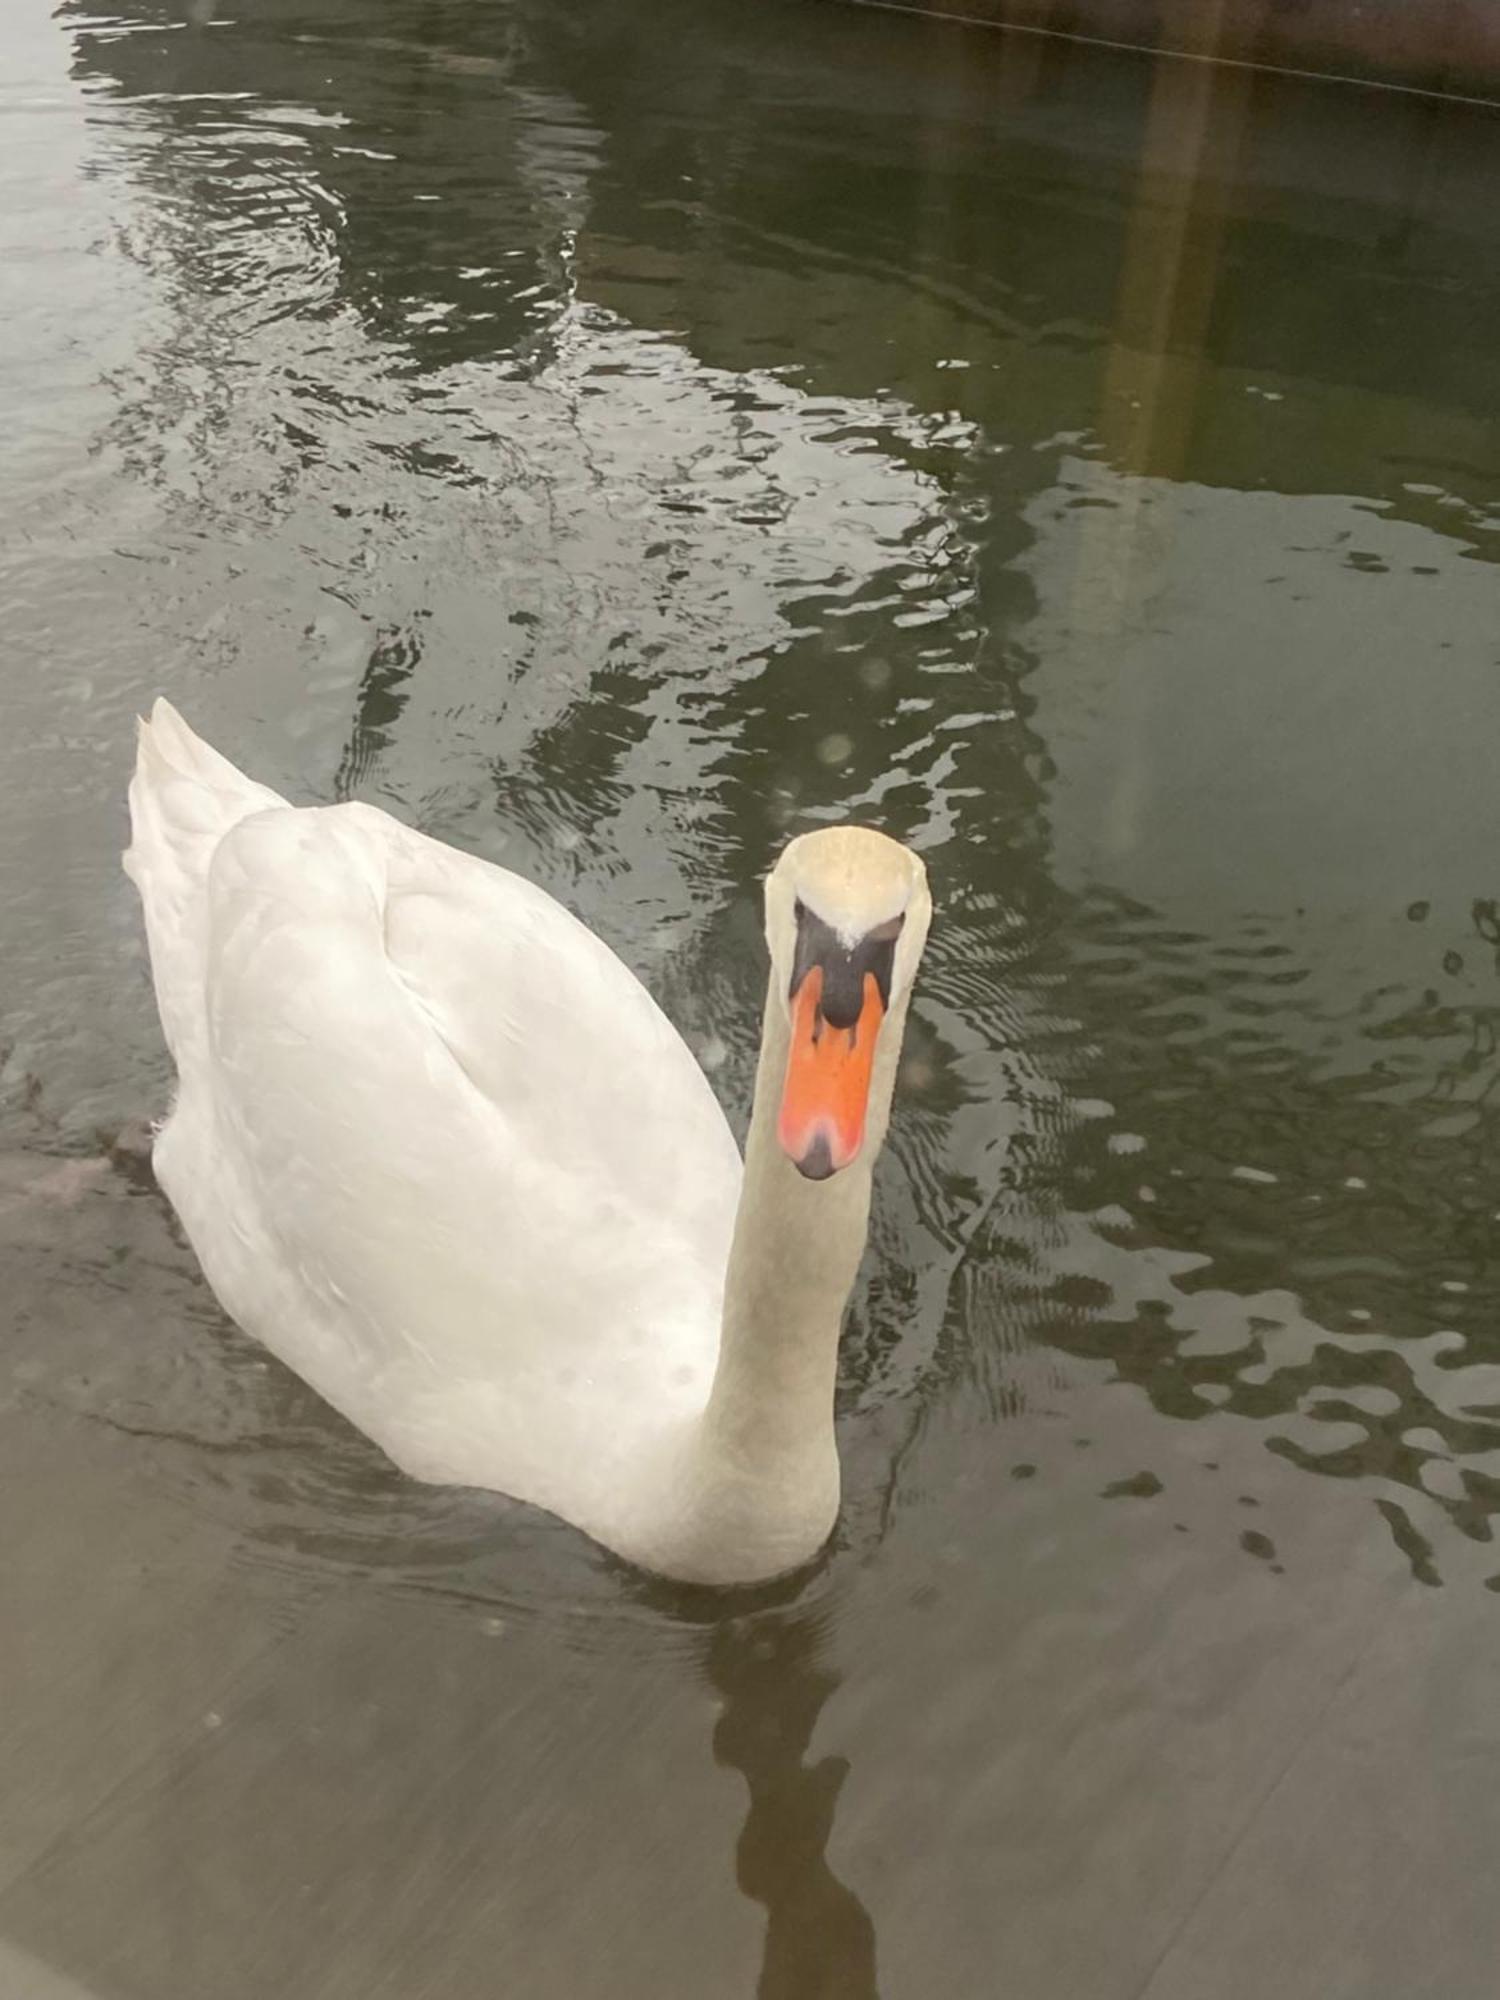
706 1607 879 2000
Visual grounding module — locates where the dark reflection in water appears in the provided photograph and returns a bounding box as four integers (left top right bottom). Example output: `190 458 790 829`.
708 1611 879 2000
335 618 426 800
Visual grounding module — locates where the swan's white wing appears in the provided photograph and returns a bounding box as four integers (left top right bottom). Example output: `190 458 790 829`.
158 794 740 1494
374 807 741 1239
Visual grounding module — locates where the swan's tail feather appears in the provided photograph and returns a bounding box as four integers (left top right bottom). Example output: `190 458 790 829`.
125 698 286 1069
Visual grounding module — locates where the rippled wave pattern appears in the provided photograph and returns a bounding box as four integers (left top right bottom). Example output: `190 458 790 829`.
4 0 1499 1606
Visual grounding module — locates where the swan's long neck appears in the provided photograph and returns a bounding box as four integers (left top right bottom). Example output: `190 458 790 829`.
677 975 909 1576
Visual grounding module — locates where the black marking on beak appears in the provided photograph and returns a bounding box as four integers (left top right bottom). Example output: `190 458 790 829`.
795 1131 837 1182
790 901 903 1028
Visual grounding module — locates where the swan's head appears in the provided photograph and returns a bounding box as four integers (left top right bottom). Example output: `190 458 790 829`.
764 825 931 1182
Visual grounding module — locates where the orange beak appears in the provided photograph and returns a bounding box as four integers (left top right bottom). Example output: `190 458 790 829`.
777 964 885 1180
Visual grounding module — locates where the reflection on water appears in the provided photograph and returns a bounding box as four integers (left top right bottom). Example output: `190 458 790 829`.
5 0 1500 1986
709 1611 878 2000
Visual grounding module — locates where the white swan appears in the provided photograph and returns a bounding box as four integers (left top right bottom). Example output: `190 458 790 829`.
125 702 931 1585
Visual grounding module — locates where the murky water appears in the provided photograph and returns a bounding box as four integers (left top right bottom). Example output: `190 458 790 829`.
4 2 1500 1995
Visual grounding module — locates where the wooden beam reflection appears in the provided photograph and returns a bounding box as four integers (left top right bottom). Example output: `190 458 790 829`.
1076 12 1256 857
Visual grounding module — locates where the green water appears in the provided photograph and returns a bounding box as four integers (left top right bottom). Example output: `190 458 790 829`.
4 2 1500 1994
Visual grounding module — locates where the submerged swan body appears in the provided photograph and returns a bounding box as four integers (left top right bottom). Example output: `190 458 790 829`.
125 703 931 1584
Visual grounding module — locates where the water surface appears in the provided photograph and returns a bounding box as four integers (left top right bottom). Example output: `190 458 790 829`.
4 3 1500 1995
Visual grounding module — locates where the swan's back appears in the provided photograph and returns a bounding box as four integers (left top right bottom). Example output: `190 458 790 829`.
125 703 743 1511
